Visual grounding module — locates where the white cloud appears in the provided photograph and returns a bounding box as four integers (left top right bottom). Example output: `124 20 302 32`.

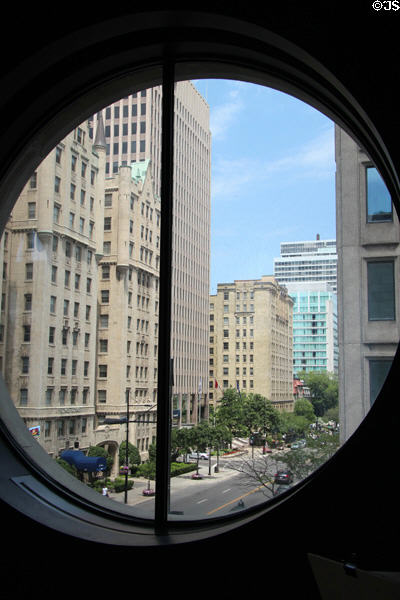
211 127 334 201
210 95 243 140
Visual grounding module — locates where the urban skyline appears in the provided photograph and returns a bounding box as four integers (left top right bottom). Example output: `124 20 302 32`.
193 79 336 294
0 79 342 468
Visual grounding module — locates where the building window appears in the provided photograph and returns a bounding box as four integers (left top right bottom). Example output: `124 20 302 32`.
369 359 393 405
19 389 28 406
28 202 36 219
366 166 392 223
99 364 107 378
21 356 29 374
367 260 395 320
98 390 107 404
24 293 32 311
25 263 33 280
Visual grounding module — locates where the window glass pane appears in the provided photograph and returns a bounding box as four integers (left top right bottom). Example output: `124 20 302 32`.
366 166 392 222
369 359 392 405
168 79 340 520
0 87 159 521
367 261 395 320
0 75 397 526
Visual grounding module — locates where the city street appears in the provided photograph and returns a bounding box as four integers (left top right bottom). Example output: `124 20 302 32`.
108 453 277 520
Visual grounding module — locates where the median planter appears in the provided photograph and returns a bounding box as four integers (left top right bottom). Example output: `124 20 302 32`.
142 480 155 496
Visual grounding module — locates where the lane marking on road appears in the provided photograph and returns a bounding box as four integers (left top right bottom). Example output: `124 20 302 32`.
197 498 208 504
206 485 265 516
222 488 231 494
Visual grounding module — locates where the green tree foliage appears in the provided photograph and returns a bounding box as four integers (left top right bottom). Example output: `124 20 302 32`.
242 393 282 436
56 457 78 478
293 398 316 423
119 441 141 467
274 431 340 482
298 371 338 417
279 411 310 442
189 422 215 452
215 388 282 442
170 427 192 461
215 388 246 438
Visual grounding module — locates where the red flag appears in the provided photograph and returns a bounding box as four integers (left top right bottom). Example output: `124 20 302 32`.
215 379 219 389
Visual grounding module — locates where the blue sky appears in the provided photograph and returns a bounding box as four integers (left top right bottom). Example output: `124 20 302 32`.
192 79 336 294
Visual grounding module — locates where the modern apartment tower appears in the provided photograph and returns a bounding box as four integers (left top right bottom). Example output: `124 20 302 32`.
209 276 294 413
101 81 211 425
288 282 338 376
274 238 337 292
274 238 338 377
335 125 400 442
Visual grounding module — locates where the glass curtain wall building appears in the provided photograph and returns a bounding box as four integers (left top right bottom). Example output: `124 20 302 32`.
274 238 338 377
289 283 338 376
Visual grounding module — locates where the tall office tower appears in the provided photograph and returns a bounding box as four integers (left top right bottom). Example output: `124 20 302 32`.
94 160 160 458
274 237 338 376
101 81 211 425
289 282 338 376
335 125 400 442
274 237 337 292
209 276 294 413
0 121 105 457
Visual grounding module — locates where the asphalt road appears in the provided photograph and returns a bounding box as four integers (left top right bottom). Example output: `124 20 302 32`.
116 458 276 520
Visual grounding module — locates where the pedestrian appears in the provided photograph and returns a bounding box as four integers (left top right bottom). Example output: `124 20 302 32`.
102 486 109 497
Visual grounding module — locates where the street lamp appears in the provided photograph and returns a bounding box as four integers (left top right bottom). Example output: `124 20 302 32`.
103 394 157 504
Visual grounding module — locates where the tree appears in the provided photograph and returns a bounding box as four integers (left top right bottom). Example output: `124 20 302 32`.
170 427 192 461
298 371 338 417
119 441 141 469
294 398 315 423
243 393 281 438
215 388 247 440
274 431 340 482
279 411 310 442
189 422 214 453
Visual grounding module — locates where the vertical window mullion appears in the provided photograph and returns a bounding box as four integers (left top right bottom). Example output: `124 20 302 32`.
155 61 174 528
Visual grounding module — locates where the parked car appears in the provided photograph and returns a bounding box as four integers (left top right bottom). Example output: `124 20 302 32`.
188 451 209 460
274 469 293 484
291 439 306 449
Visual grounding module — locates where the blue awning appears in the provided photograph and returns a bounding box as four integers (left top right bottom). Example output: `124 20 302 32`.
61 450 107 472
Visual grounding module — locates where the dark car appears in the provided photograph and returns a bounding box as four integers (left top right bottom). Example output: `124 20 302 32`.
274 469 293 485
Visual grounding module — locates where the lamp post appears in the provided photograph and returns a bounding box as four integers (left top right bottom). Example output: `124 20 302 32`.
104 398 157 504
124 388 130 504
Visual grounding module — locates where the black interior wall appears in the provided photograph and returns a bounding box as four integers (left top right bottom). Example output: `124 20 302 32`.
1 4 399 598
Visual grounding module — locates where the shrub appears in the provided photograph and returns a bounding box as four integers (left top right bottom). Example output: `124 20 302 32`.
170 462 197 477
136 462 156 480
56 458 79 478
112 477 134 493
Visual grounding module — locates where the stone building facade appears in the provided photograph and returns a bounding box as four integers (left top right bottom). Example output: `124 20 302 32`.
0 121 105 457
101 81 211 426
209 276 294 413
335 125 400 441
93 160 160 456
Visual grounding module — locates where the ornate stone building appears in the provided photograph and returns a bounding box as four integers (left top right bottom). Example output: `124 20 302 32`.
0 120 105 457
